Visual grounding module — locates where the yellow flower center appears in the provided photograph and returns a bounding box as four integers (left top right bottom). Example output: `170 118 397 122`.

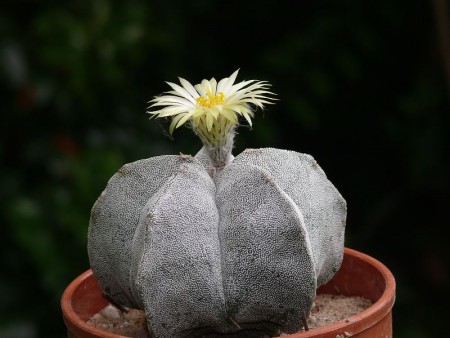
196 92 225 108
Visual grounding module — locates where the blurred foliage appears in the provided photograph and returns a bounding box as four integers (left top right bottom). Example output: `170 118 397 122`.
1 0 449 337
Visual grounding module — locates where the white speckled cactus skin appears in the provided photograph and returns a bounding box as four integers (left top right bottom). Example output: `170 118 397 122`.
88 146 346 338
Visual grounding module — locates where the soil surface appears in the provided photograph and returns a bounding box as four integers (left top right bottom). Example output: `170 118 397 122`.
87 294 372 337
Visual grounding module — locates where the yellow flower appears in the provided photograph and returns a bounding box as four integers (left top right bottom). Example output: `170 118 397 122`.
147 70 275 146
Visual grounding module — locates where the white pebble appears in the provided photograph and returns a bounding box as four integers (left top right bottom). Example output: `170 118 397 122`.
100 304 121 320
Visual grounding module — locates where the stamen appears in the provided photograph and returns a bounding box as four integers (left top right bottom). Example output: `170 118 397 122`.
196 92 225 108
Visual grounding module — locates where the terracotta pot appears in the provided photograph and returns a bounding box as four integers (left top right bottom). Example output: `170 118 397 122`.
61 248 395 338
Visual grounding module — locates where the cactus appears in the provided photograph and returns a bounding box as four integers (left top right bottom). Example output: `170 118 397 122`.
88 70 346 338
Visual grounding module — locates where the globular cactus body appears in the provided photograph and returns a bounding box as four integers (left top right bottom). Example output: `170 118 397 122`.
89 70 346 337
88 147 346 338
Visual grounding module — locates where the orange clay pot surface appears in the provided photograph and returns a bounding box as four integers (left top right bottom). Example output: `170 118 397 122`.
61 248 395 338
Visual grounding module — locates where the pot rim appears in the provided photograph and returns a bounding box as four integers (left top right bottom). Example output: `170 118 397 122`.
61 247 395 337
62 268 128 338
284 247 396 337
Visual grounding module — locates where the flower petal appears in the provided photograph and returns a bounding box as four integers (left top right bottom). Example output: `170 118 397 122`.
218 69 240 94
210 78 217 94
169 113 186 134
165 82 197 104
157 106 191 117
242 111 253 126
206 112 214 131
209 107 220 119
194 83 206 96
221 109 238 124
226 80 258 97
179 77 200 99
150 95 195 107
176 109 198 128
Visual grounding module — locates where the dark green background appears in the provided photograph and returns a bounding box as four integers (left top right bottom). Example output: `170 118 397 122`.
1 1 449 337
